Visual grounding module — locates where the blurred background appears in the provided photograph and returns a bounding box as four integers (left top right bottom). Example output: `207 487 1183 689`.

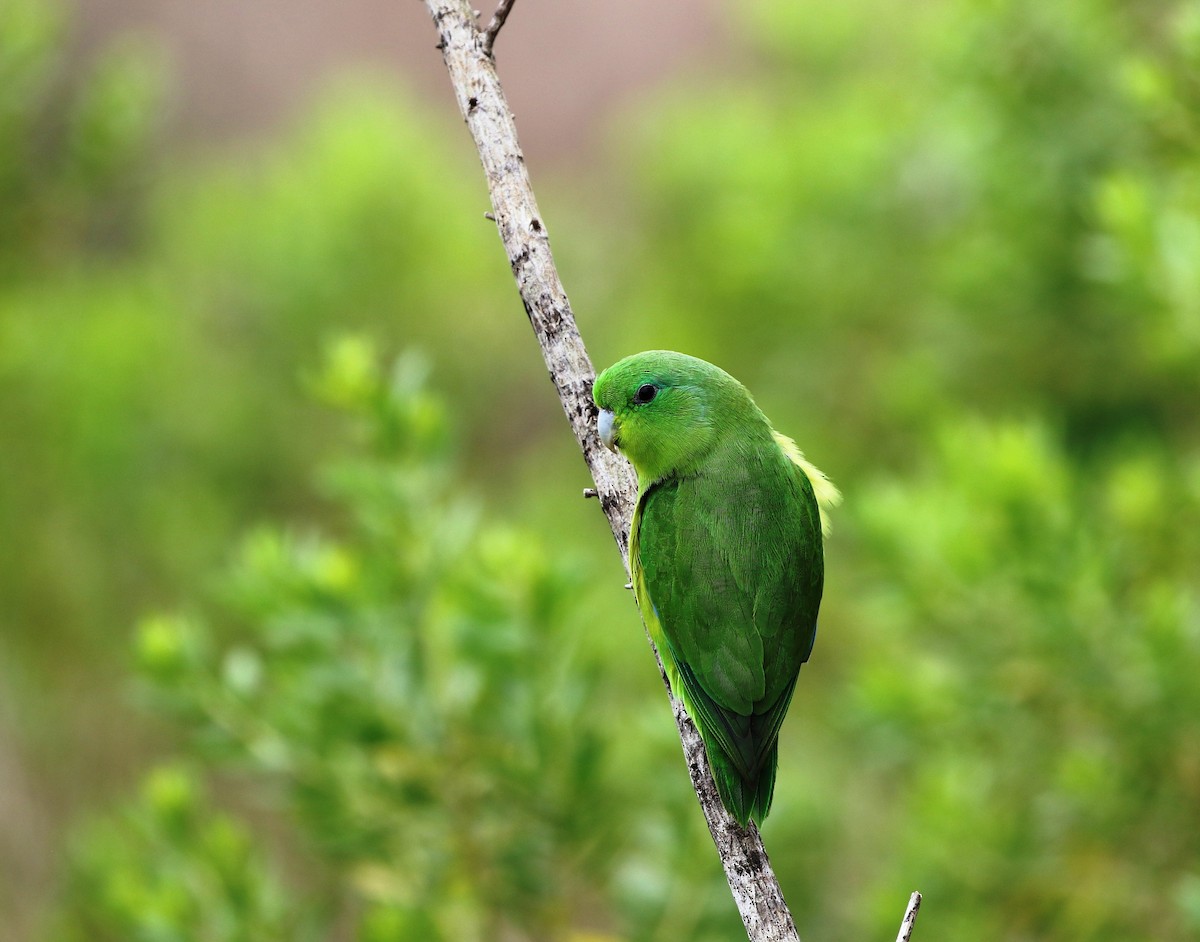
4 0 1200 939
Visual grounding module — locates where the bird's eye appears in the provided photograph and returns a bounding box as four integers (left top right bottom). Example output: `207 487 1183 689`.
634 383 658 404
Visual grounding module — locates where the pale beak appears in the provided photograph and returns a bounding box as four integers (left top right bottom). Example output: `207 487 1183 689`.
598 409 618 452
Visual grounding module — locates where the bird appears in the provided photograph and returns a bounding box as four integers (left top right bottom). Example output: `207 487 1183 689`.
592 350 839 826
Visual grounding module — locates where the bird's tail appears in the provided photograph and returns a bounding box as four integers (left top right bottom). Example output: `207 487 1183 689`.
706 737 779 828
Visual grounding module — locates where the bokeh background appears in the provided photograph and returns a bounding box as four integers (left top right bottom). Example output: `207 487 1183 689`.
4 0 1200 939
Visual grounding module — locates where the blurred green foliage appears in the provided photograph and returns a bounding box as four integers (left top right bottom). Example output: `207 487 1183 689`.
52 342 744 941
0 0 160 275
5 0 1200 939
842 424 1200 939
56 764 299 942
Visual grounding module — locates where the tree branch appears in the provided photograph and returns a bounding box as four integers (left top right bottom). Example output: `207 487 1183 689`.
420 4 919 940
422 3 799 938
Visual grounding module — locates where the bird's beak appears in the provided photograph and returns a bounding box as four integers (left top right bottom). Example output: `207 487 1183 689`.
598 409 618 452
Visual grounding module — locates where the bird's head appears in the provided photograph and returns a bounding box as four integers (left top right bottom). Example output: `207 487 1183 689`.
592 350 750 484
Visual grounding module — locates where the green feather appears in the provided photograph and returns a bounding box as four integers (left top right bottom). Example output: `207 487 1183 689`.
594 351 834 826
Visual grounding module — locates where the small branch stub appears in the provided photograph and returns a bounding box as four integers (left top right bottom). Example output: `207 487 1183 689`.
895 892 922 942
481 0 517 55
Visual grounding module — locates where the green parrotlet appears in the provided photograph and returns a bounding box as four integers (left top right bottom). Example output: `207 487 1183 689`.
592 351 839 826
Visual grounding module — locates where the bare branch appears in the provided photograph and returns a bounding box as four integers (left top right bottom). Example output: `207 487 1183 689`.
481 0 517 56
895 892 922 942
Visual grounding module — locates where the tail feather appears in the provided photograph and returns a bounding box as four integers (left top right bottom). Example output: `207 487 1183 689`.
705 735 780 827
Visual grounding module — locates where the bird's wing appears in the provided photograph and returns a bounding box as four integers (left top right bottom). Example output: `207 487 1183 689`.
636 445 822 776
